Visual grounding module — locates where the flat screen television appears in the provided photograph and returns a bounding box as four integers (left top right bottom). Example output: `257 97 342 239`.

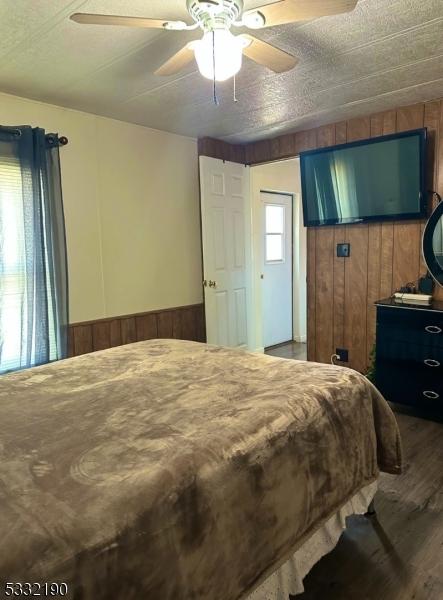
300 128 427 227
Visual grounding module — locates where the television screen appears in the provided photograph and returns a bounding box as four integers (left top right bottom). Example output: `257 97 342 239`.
300 129 427 227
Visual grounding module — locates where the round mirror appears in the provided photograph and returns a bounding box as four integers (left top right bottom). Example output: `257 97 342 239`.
423 200 443 286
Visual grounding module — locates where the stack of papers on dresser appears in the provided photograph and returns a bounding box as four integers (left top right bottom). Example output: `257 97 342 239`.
393 292 432 305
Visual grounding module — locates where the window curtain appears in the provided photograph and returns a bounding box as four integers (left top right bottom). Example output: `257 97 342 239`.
0 126 68 373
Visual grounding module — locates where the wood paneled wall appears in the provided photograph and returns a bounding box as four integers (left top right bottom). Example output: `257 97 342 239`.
199 99 443 373
198 138 246 164
68 304 205 358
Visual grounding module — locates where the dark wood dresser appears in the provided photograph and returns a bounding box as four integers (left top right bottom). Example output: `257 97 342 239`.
375 298 443 420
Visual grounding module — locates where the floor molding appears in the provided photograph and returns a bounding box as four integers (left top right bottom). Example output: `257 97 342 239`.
294 335 307 343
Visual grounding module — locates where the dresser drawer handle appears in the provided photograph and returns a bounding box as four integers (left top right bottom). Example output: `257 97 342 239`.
423 390 440 400
424 359 441 367
425 325 442 334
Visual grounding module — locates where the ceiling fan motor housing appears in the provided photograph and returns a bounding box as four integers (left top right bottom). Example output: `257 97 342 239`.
187 0 244 30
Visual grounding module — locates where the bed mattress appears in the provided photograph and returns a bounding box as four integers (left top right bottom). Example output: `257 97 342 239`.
0 339 401 600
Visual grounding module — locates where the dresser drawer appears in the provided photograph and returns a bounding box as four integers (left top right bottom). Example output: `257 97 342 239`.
377 307 443 349
376 361 443 411
377 337 443 371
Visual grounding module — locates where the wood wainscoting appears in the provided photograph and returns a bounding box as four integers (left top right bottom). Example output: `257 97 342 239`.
199 99 443 374
68 304 206 358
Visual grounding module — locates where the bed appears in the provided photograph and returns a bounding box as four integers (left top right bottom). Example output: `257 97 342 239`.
0 339 402 599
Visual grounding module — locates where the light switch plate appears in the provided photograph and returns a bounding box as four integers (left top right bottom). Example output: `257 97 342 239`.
336 348 349 362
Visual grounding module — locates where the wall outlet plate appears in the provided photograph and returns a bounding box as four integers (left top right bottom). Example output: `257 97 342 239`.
337 243 350 258
336 348 349 362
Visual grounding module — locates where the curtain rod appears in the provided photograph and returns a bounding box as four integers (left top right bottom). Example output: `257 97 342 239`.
0 126 69 146
47 134 69 147
0 125 21 137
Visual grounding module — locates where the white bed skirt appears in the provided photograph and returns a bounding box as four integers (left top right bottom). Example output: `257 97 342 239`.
246 481 377 599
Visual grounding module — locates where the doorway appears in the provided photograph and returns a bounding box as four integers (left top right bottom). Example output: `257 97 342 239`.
198 155 306 357
251 158 307 356
261 192 293 348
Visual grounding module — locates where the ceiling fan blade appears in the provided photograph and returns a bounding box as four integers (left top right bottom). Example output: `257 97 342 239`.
241 35 298 73
70 13 172 29
155 44 195 76
248 0 358 28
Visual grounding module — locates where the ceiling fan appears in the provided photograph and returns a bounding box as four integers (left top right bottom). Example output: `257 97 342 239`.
71 0 358 82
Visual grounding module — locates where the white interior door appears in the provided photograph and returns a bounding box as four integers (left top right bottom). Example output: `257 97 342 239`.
199 156 252 348
262 192 293 348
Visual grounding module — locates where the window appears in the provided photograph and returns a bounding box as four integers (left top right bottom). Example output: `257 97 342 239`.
0 156 26 371
0 127 68 374
265 204 285 263
0 159 60 372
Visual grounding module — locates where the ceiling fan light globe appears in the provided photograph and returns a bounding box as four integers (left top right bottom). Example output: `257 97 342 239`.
194 29 243 81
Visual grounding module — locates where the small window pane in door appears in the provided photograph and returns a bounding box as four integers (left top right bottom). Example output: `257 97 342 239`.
265 205 284 234
266 234 284 262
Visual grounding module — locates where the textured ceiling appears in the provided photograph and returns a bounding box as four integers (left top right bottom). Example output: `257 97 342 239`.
0 0 442 142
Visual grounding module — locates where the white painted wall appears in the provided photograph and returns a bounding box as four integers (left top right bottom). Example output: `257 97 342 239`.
0 91 202 323
250 159 307 351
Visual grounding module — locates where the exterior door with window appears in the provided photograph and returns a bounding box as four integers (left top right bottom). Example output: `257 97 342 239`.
262 192 293 348
199 156 253 349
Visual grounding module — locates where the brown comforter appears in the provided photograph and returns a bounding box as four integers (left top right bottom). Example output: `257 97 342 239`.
0 339 401 600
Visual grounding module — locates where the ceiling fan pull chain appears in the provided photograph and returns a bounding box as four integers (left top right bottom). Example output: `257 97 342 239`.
213 78 218 105
212 30 219 106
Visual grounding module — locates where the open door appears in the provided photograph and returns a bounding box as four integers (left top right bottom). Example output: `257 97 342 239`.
199 156 253 349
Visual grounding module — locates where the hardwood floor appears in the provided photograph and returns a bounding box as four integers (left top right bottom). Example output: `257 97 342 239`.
265 341 307 361
297 412 443 600
268 342 443 599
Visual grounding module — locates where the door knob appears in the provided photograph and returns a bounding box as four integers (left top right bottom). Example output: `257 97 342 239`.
203 280 208 287
208 280 217 288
